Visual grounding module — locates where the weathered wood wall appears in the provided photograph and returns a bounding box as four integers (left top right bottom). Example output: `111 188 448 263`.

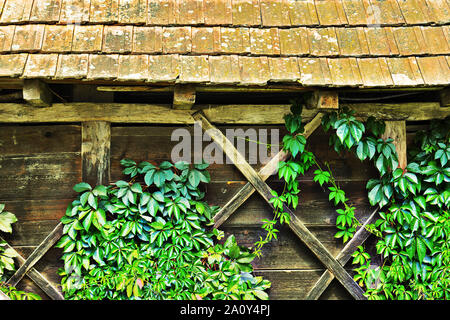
0 122 383 299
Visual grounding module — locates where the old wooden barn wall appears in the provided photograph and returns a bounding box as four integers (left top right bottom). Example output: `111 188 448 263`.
0 121 384 299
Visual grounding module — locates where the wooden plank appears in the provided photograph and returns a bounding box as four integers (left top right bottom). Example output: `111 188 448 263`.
0 236 64 300
6 221 63 287
305 208 379 300
382 121 407 170
22 80 52 107
0 102 448 124
193 111 367 300
173 84 196 110
440 88 450 107
213 113 323 228
82 121 111 186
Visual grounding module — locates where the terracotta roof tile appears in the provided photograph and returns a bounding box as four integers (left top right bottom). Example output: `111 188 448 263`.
416 56 450 84
55 54 89 79
72 25 104 52
59 0 91 24
0 53 27 77
239 56 270 85
209 55 240 84
314 0 348 26
147 54 180 82
132 26 163 54
386 57 424 85
23 53 58 78
90 0 119 23
11 24 45 52
0 0 448 87
30 0 62 22
147 0 172 25
279 27 310 55
425 0 450 24
103 25 133 53
231 0 261 26
336 27 369 56
268 56 300 82
179 55 210 83
42 25 74 53
118 54 149 80
341 0 371 25
162 27 192 54
0 25 15 52
87 54 119 79
328 57 363 86
0 0 33 23
358 57 394 86
204 0 232 25
397 0 431 24
308 28 340 56
298 57 331 85
368 0 404 25
260 0 290 27
118 0 147 24
287 0 318 26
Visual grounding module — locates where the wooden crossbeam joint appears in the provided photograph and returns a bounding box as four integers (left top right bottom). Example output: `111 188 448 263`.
173 85 196 110
193 111 366 300
306 91 339 110
23 80 52 107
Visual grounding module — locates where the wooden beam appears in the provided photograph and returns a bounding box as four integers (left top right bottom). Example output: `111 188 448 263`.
173 85 196 110
214 113 324 228
0 236 64 300
6 222 63 287
306 91 339 110
82 121 111 186
439 88 450 107
194 111 367 300
0 102 447 124
305 209 379 300
382 121 407 170
96 85 312 93
22 80 52 107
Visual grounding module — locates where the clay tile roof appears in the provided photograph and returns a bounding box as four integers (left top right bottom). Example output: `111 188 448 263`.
0 0 449 87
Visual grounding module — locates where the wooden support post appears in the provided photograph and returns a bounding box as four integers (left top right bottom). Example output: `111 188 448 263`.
382 121 407 170
0 236 64 300
306 91 339 110
82 121 111 186
173 85 196 109
214 113 323 228
305 209 379 300
6 222 64 287
193 111 366 300
22 80 52 107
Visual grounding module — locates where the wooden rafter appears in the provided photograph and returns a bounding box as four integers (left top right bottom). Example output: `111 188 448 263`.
193 111 367 300
22 80 52 107
173 85 196 109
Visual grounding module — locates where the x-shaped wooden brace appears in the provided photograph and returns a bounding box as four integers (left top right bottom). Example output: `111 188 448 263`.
193 110 370 300
2 224 64 300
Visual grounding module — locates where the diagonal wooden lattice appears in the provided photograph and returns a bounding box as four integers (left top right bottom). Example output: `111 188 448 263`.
193 110 371 300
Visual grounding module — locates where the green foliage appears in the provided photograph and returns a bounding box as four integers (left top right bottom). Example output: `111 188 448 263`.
0 204 41 300
322 108 450 300
57 160 270 300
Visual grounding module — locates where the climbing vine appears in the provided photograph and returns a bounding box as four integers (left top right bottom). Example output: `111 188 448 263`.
0 204 41 300
267 99 449 300
57 160 270 300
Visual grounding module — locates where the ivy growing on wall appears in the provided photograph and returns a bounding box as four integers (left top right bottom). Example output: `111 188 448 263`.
57 160 270 300
0 204 41 300
268 100 449 300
